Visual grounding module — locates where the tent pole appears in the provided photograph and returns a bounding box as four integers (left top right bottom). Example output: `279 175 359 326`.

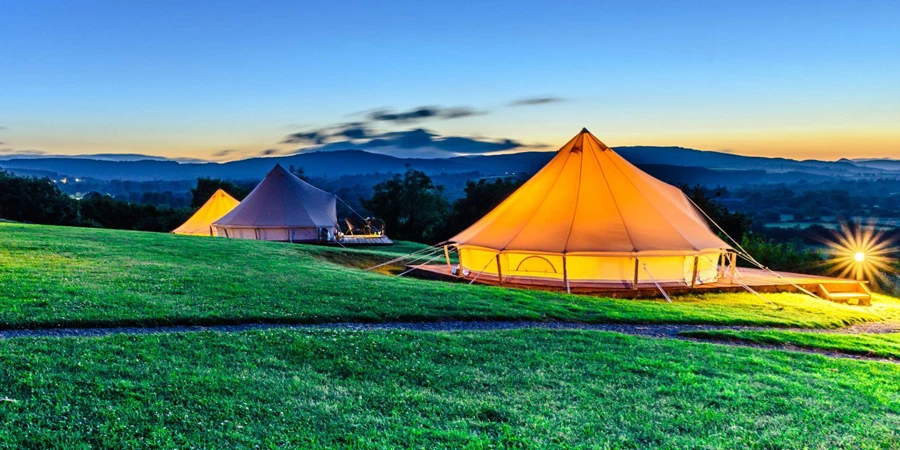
729 252 737 282
562 254 570 294
691 256 700 288
456 245 464 278
495 253 504 286
443 245 452 273
633 258 640 290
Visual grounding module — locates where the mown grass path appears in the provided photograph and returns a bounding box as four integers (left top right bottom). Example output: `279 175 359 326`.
4 319 900 364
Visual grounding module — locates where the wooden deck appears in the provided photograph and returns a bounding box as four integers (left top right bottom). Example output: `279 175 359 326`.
339 235 393 246
406 264 872 305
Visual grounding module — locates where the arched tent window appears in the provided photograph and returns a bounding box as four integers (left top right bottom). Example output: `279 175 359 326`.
515 256 557 274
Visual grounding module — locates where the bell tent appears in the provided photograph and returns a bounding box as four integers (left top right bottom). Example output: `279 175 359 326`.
172 188 240 236
446 128 732 288
212 164 338 242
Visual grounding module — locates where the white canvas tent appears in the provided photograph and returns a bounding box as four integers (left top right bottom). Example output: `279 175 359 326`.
447 128 733 286
171 189 239 236
212 164 337 242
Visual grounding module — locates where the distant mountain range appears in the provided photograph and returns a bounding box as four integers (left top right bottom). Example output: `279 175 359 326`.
1 146 897 186
847 158 900 171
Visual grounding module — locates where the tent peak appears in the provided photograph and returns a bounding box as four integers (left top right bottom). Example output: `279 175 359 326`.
580 127 590 133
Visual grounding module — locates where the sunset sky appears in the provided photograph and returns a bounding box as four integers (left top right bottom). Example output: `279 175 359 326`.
1 0 897 161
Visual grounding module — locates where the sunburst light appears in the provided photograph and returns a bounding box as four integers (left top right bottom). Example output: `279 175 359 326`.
824 221 896 282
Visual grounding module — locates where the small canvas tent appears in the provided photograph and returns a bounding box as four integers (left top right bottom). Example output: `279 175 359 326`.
212 164 338 242
446 128 732 287
172 189 239 236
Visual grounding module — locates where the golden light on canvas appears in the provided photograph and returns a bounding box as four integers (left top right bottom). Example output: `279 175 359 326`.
824 222 895 281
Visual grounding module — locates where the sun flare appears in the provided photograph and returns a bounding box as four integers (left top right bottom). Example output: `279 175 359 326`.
825 222 896 281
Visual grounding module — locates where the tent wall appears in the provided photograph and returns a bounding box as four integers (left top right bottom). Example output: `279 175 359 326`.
459 247 723 284
213 226 335 242
172 189 240 236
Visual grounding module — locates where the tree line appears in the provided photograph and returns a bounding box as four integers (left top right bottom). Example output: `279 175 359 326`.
3 168 895 285
0 170 192 232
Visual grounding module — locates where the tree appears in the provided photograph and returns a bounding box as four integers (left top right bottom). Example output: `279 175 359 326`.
440 177 525 240
190 178 250 209
79 193 191 232
361 169 449 243
682 185 753 242
739 234 823 274
0 171 78 225
289 165 309 182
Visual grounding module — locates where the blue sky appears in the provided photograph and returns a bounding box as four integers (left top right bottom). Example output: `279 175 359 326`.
1 0 898 160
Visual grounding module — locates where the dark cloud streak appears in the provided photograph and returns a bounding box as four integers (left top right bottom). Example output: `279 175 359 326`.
259 148 292 156
212 149 240 158
507 97 566 107
368 106 484 123
0 148 48 156
291 128 544 158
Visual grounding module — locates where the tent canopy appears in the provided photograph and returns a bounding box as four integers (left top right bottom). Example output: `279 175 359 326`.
213 164 337 241
449 129 731 285
172 188 239 236
451 128 730 255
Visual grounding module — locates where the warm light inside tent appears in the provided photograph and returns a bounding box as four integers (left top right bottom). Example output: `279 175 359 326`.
854 252 866 263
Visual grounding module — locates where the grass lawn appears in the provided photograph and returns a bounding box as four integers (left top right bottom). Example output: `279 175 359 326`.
2 223 900 329
682 330 900 360
1 329 899 448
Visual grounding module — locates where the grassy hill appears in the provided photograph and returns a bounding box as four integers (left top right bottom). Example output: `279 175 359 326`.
2 329 899 448
2 223 900 448
2 223 900 329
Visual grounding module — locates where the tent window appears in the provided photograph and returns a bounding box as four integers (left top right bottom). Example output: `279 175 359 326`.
516 256 557 274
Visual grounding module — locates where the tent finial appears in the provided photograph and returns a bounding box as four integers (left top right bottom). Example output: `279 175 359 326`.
581 127 590 134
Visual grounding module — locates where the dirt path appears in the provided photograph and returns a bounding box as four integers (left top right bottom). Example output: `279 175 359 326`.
2 320 898 363
0 321 770 339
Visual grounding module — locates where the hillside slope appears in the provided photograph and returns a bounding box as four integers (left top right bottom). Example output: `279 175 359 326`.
1 223 898 329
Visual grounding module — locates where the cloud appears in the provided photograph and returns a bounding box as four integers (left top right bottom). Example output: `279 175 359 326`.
507 97 566 107
281 122 377 145
368 106 484 123
333 122 374 140
276 100 551 158
212 149 241 158
294 128 545 158
259 148 295 156
281 131 326 145
0 148 48 157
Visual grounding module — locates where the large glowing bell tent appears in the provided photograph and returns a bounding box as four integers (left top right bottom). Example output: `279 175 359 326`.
445 128 734 289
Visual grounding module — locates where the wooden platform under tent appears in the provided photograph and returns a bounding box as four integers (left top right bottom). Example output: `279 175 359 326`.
405 263 873 305
338 234 393 246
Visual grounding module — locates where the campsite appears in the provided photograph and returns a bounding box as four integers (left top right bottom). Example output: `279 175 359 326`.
2 128 900 448
3 1 900 448
2 222 900 447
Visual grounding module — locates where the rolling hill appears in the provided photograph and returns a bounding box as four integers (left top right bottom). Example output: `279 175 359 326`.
0 146 896 185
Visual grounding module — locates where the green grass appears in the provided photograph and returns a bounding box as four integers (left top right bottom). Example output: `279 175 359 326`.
3 222 900 330
1 329 899 448
682 330 900 360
